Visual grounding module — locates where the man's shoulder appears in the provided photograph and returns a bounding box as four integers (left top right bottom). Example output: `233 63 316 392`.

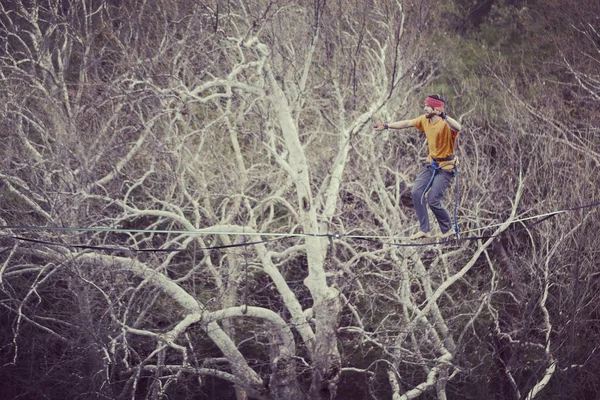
412 114 427 127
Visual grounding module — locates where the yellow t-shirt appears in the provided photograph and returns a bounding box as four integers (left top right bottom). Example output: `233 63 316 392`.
412 115 459 169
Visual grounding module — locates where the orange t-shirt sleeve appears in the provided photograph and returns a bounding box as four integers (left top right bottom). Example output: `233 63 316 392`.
411 115 425 132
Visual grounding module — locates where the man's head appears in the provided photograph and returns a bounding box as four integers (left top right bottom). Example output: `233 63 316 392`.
424 94 445 119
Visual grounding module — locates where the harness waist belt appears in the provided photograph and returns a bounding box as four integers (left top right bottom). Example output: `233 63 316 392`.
432 154 456 162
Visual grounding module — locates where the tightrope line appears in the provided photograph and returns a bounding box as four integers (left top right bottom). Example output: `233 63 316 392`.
0 200 598 251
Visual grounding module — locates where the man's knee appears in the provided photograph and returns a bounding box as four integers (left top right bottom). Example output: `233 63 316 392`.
411 188 423 199
427 194 443 209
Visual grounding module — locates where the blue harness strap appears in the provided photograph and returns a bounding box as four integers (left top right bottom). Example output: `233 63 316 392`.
420 158 460 237
420 159 441 205
453 163 460 236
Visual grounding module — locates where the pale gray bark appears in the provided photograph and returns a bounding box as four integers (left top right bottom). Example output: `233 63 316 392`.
3 2 597 400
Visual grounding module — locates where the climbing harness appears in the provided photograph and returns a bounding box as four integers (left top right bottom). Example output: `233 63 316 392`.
420 154 460 237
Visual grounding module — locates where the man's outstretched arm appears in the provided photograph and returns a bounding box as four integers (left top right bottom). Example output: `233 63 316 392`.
373 119 414 131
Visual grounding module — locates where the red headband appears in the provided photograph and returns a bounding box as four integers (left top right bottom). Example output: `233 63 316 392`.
425 96 445 111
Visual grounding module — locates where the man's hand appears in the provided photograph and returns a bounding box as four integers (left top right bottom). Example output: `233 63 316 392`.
434 110 447 120
373 122 388 132
442 114 462 132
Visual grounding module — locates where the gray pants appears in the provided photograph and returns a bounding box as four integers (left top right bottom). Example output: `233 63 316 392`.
411 163 456 233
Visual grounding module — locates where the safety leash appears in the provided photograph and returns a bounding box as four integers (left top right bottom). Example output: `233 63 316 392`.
454 163 460 237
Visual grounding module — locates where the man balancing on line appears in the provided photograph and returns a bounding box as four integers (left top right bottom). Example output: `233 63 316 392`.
374 94 462 240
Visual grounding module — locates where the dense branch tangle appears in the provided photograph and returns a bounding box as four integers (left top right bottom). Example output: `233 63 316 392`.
0 1 425 399
3 1 595 400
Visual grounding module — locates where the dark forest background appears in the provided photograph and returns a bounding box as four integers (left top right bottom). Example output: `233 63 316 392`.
1 0 599 399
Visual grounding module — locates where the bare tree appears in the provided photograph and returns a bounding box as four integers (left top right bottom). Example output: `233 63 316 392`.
0 1 433 398
2 1 599 400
